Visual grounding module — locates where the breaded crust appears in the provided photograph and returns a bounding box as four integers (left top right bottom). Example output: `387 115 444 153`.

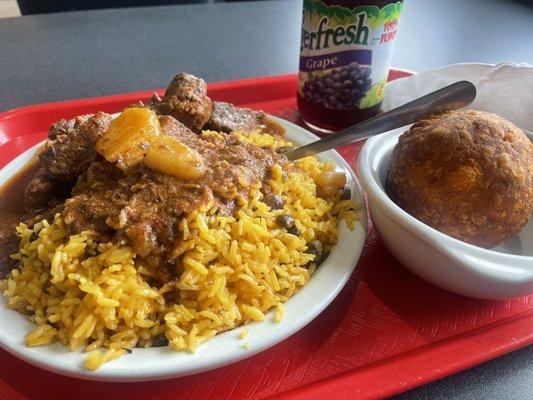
386 109 533 248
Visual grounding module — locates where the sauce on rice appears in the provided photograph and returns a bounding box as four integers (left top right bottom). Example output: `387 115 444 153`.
0 72 358 370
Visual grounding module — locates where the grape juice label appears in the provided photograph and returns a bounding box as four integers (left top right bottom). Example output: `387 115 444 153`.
299 0 403 110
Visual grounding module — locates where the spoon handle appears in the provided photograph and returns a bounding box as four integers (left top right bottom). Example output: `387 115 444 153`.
285 80 477 160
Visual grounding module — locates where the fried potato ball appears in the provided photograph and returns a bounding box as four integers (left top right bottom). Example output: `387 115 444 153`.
386 109 533 248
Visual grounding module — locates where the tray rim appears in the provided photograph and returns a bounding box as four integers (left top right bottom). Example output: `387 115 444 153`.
0 73 299 117
276 310 533 399
0 69 531 400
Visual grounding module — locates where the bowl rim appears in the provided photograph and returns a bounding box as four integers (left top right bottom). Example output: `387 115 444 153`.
357 126 533 284
0 115 368 381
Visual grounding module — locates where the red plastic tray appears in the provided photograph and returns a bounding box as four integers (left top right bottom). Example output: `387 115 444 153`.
0 71 531 400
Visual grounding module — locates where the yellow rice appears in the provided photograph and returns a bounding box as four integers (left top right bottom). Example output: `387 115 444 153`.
0 129 358 370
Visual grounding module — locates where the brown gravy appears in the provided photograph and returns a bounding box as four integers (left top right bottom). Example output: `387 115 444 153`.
0 157 40 216
0 157 41 278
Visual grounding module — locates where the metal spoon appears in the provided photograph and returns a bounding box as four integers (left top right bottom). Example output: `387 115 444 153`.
284 80 477 160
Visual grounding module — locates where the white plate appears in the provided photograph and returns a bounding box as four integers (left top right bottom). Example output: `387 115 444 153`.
0 116 367 381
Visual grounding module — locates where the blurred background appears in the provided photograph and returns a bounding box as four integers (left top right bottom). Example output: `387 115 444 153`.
1 0 532 16
0 0 269 17
2 0 225 16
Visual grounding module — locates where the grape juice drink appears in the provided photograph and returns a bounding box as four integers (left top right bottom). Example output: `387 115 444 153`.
298 0 403 134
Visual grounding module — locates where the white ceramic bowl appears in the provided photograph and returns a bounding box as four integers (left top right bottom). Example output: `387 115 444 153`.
358 126 533 300
0 116 367 381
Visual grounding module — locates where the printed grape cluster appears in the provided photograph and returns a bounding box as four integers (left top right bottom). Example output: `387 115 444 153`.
302 63 372 109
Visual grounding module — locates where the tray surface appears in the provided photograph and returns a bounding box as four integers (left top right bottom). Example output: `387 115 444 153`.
0 71 531 400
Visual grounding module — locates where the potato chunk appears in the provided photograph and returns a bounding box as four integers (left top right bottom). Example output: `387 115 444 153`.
314 170 347 196
144 135 206 180
96 107 161 171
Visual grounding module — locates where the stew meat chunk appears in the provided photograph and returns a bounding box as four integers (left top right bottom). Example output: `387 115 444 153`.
24 112 112 212
150 73 212 131
40 112 112 181
206 101 266 133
